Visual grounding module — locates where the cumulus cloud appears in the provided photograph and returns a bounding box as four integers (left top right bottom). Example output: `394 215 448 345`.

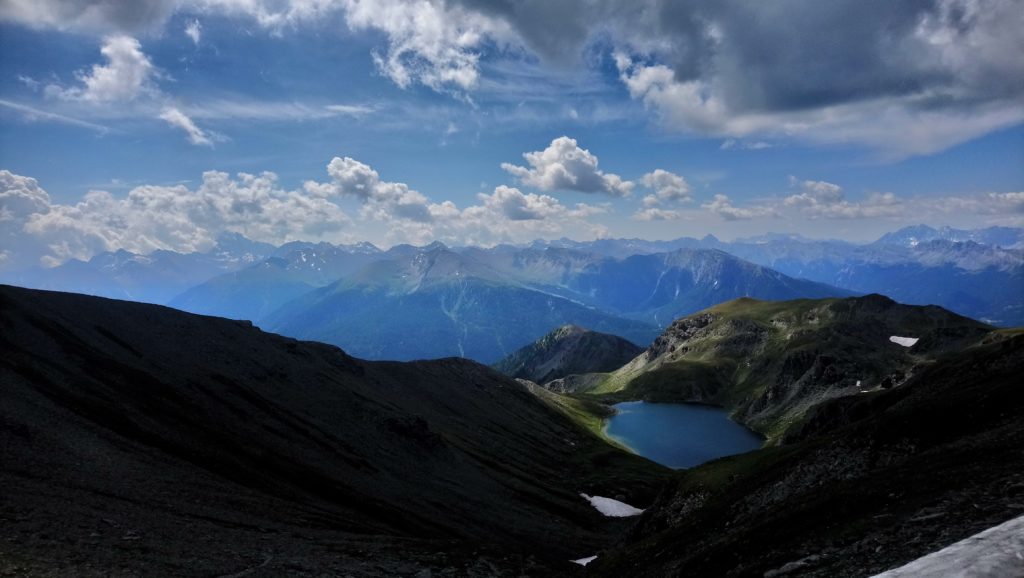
159 107 214 146
320 156 433 222
308 155 607 245
702 194 778 221
501 136 633 197
640 169 690 204
784 178 903 219
476 185 602 221
48 35 156 103
631 169 691 220
3 168 352 268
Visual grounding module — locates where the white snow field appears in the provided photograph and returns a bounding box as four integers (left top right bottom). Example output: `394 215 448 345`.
571 555 598 566
889 335 920 347
871 514 1024 577
579 493 645 517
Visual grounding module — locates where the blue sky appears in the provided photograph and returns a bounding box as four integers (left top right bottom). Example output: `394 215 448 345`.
1 0 1022 269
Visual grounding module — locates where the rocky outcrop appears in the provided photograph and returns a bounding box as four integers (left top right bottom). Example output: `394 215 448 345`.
492 324 643 384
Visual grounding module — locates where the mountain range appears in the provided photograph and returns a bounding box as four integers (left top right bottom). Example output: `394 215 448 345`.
3 284 1021 576
2 225 1021 362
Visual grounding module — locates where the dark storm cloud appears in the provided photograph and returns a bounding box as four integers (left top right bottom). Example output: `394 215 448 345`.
458 0 1022 115
0 0 177 33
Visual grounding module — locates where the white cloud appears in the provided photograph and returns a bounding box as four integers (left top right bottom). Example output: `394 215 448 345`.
185 19 201 44
179 100 374 122
501 136 634 197
631 169 691 220
0 170 51 223
784 179 844 207
927 192 1024 217
49 35 156 103
479 185 564 221
0 99 109 133
4 168 352 268
159 106 213 146
341 0 512 92
702 194 778 221
306 155 608 246
784 178 903 219
325 103 375 117
640 169 690 204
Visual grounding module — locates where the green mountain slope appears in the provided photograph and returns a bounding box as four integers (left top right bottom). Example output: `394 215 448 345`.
0 285 668 576
552 294 991 441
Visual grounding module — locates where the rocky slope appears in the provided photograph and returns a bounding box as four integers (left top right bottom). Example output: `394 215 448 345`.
552 294 992 440
590 329 1024 577
0 285 668 576
492 325 643 384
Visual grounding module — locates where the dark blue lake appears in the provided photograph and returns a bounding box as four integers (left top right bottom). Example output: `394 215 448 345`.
605 401 763 469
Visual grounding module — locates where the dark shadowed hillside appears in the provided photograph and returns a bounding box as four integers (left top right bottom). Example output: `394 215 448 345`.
590 330 1024 577
0 285 668 576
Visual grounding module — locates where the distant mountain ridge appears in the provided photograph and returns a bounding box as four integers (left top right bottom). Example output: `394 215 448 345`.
262 246 662 363
3 224 1021 359
3 232 275 304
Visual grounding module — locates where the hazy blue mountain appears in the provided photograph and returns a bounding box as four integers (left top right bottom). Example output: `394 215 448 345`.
263 246 660 363
6 232 274 305
874 224 1024 248
475 246 850 327
523 227 1023 326
716 239 1024 325
169 241 384 321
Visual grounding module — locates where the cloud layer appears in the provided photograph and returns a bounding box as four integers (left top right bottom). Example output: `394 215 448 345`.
4 0 1021 155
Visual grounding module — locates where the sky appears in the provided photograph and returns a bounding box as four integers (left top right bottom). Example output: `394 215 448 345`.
0 0 1022 270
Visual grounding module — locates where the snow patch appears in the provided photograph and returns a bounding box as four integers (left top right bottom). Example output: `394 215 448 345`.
571 556 598 566
871 514 1024 577
889 336 919 347
580 493 644 517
